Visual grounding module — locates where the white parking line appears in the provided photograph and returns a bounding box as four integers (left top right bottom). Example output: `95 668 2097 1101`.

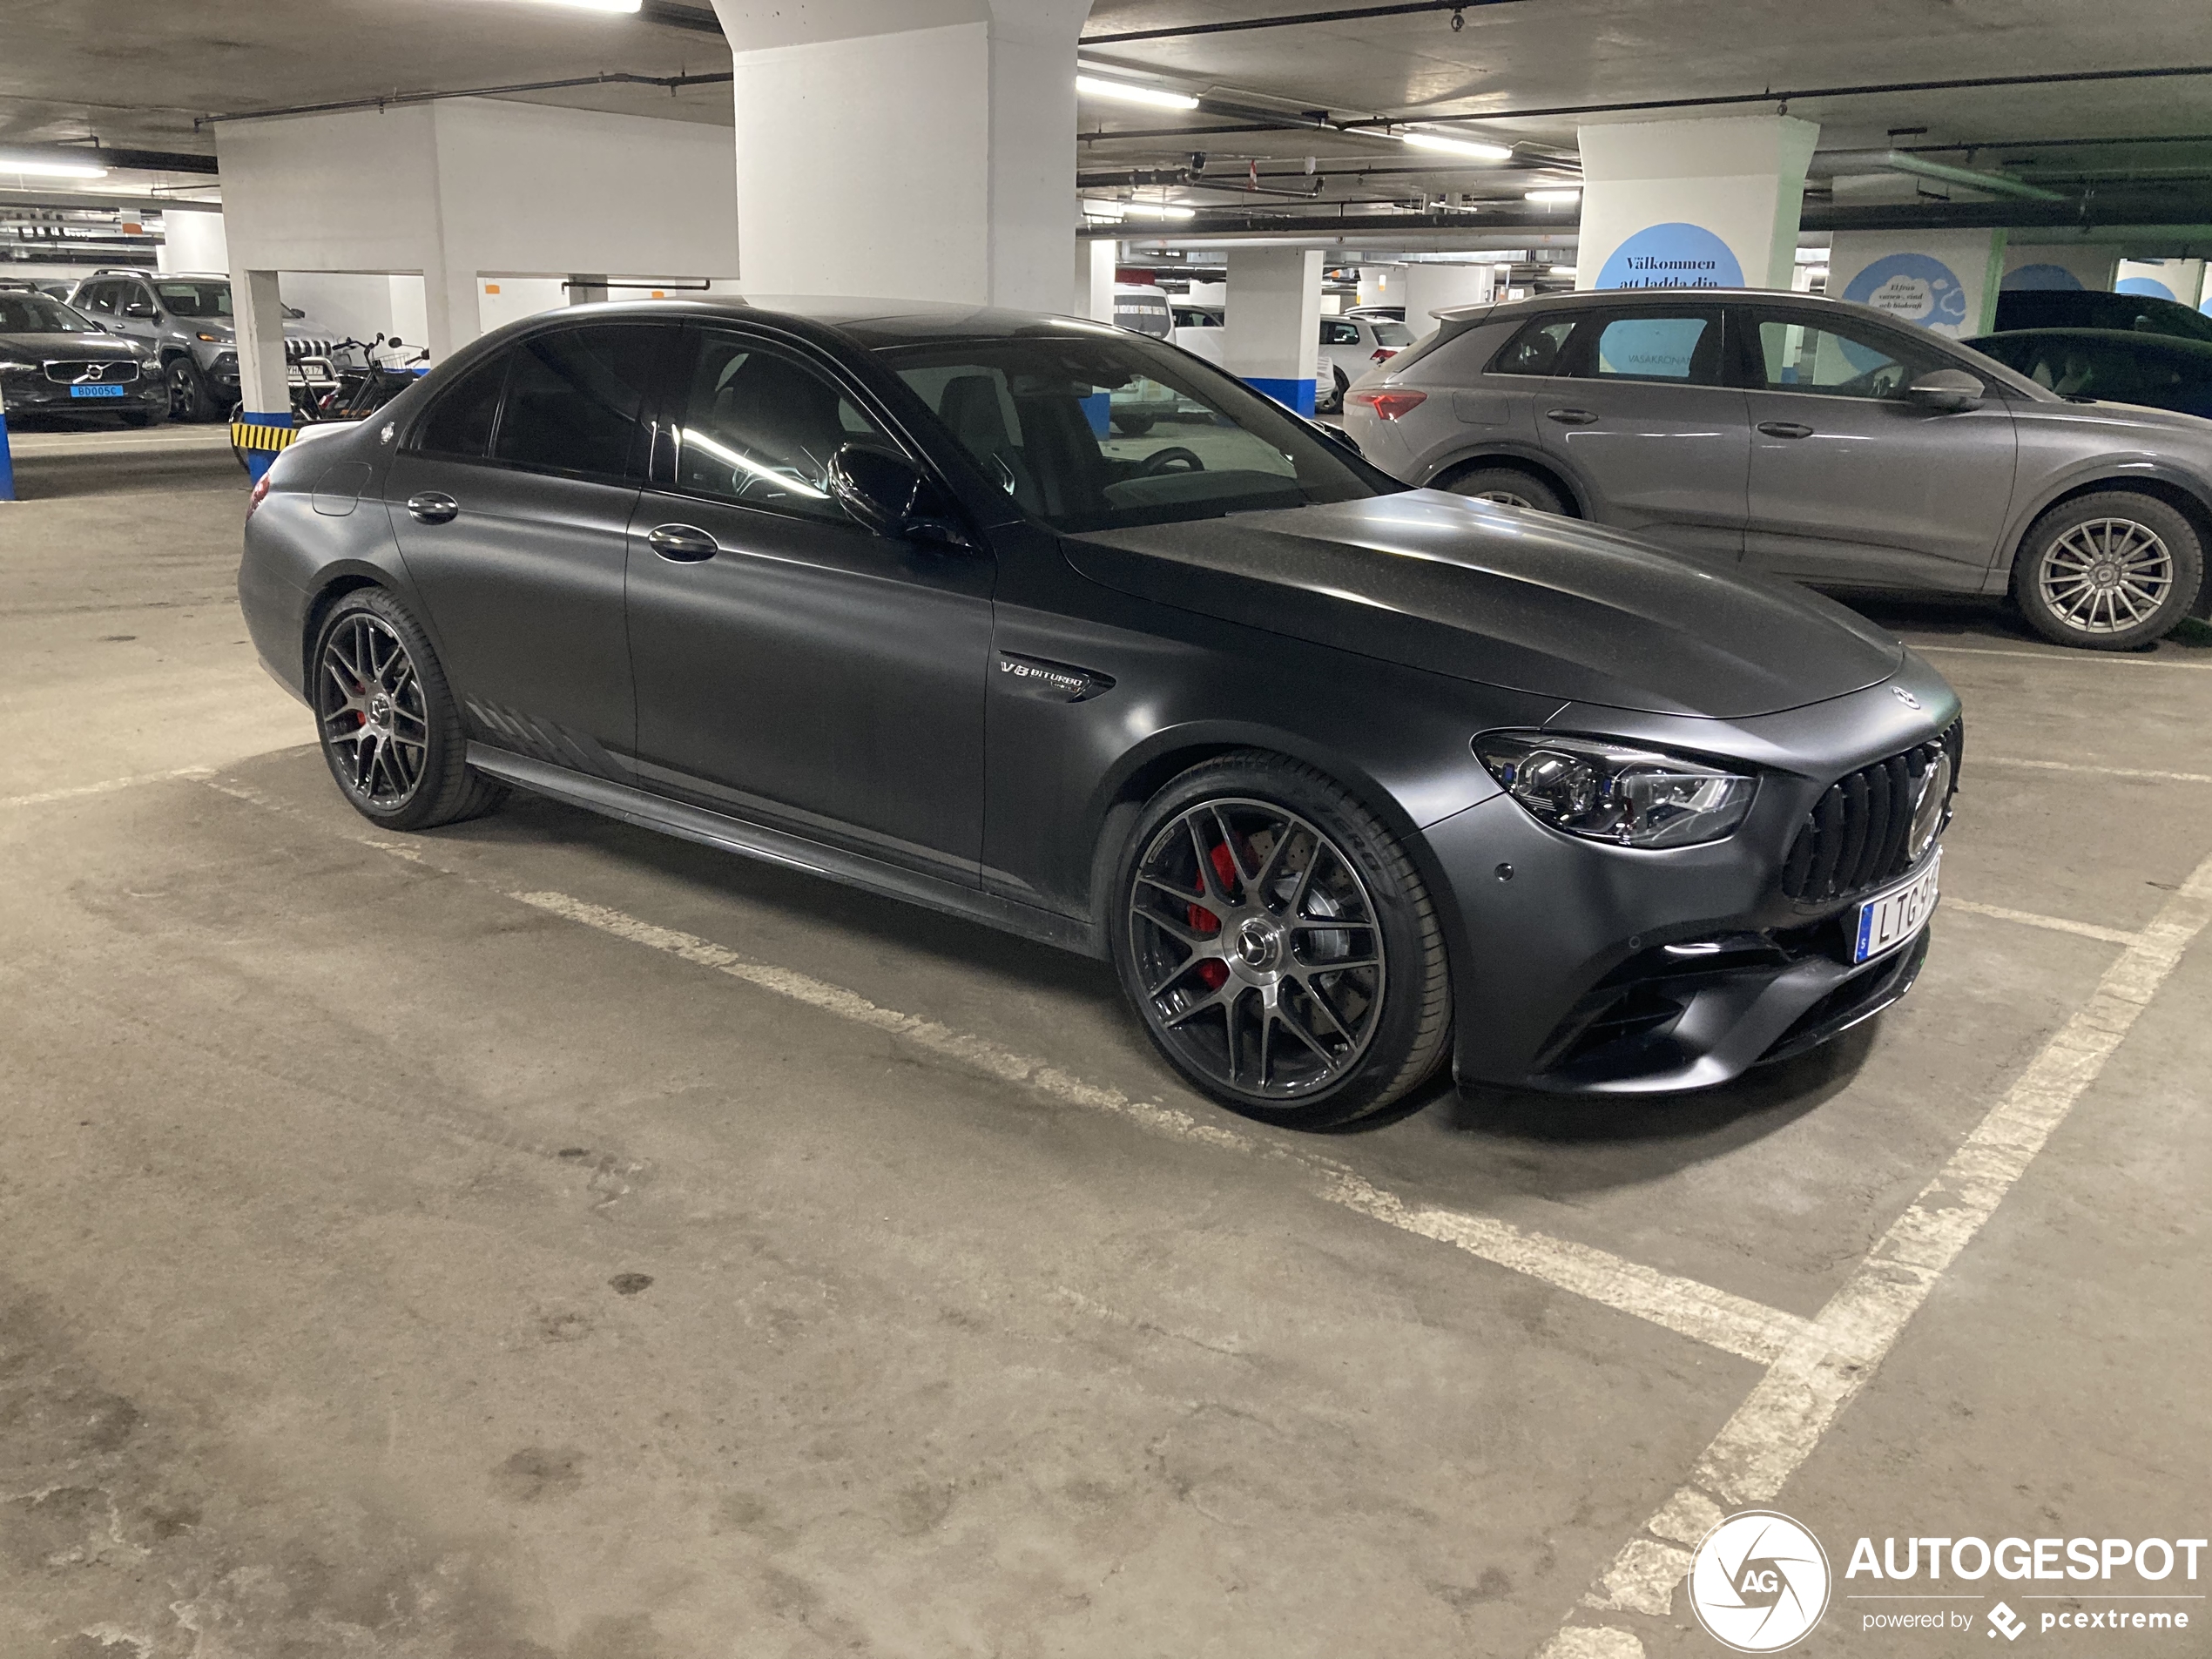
1913 644 2212 671
0 766 213 811
1946 899 2144 948
1979 754 2212 786
1543 844 2212 1656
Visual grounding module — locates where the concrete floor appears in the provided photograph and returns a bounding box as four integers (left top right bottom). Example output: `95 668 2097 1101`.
1 437 2207 1659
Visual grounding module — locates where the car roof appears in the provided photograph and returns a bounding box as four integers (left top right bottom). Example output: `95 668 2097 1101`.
1432 287 1931 332
1966 327 2212 356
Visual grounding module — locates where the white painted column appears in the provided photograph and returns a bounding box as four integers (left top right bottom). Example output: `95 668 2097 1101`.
230 266 293 480
1402 263 1495 327
1081 237 1118 322
1578 115 1819 292
712 0 1090 310
2002 243 2118 295
158 208 229 275
1355 266 1397 309
1224 247 1324 415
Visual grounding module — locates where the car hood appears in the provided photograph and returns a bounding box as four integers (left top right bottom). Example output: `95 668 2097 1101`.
0 329 142 360
1064 490 1905 718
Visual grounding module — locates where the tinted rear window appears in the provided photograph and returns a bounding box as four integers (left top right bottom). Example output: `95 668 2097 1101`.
415 351 509 459
490 325 659 481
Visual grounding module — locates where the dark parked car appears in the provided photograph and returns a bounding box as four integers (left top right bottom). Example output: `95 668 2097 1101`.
1966 328 2212 421
1345 288 2212 651
1992 287 2212 344
239 300 1959 1128
0 287 166 427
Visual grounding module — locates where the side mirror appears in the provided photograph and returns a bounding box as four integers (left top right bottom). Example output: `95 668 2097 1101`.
1904 368 1984 412
122 300 156 320
828 444 969 548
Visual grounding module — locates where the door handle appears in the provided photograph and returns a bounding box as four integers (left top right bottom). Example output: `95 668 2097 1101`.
405 490 459 523
1544 408 1600 426
1757 421 1815 439
646 523 719 563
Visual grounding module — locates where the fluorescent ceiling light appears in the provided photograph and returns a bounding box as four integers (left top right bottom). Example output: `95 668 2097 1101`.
1076 74 1200 111
1525 187 1581 204
1123 203 1197 220
1548 264 1577 276
678 428 826 499
0 156 109 179
1397 131 1514 162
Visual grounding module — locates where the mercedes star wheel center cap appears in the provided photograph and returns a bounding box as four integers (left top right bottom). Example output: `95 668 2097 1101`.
1234 917 1282 974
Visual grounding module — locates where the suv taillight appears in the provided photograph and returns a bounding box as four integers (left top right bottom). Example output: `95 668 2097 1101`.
246 471 271 518
1347 389 1426 421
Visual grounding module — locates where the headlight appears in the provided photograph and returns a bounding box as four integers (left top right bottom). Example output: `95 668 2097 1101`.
1474 732 1757 848
0 358 36 374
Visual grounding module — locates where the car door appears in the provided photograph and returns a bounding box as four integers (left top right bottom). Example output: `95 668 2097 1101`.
1530 304 1748 559
382 321 666 778
624 325 993 886
112 279 162 351
1737 305 2019 588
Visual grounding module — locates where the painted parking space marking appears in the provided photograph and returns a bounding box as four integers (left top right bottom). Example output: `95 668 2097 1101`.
0 765 214 811
1946 899 2145 948
1542 844 2212 1656
200 772 1810 1366
1911 644 2212 671
1979 753 2212 785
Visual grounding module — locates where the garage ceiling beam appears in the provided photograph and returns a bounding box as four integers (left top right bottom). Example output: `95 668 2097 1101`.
199 68 734 129
1818 150 2067 202
1082 0 1520 47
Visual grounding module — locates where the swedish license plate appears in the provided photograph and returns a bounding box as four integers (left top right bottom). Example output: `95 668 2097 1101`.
70 384 125 399
1852 850 1940 964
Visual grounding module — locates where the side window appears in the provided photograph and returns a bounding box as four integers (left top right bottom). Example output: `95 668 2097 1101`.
1321 320 1360 346
1489 317 1575 375
671 333 887 522
490 324 659 481
414 349 509 459
1577 312 1722 384
1753 314 1946 400
121 283 156 318
79 281 117 315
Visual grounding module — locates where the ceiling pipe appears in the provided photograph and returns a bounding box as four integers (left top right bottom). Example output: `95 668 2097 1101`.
196 68 733 130
1082 0 1521 47
1820 149 2066 201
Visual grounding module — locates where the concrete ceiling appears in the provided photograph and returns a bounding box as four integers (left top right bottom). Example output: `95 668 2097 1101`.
2 0 2209 227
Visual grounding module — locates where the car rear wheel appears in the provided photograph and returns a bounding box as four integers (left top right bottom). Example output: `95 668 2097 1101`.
1318 366 1350 415
166 356 211 422
1440 464 1566 516
1109 752 1453 1130
312 589 504 831
2012 491 2203 650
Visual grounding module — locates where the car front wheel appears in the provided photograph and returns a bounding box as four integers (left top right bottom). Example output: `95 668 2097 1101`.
166 356 211 422
1440 463 1567 516
312 589 504 831
2013 491 2203 650
1109 752 1453 1129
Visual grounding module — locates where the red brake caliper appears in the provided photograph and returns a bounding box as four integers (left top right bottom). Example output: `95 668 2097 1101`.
1189 840 1241 990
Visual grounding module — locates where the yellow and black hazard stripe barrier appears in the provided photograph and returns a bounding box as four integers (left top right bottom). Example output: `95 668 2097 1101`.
231 417 297 454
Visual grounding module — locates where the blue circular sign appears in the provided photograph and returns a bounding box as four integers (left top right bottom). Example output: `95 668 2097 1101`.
2003 263 2084 292
1842 252 1970 334
1595 223 1743 292
2118 274 2178 302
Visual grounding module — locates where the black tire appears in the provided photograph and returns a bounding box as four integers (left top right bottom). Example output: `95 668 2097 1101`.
1112 412 1156 437
1318 367 1350 415
1109 752 1453 1130
1440 464 1567 516
227 401 251 472
2012 490 2204 650
166 355 212 422
310 589 504 831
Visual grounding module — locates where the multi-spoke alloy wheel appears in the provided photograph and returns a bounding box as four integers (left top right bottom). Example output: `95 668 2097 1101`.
2037 518 2174 635
1111 755 1453 1128
2014 491 2202 651
319 611 430 808
309 590 504 830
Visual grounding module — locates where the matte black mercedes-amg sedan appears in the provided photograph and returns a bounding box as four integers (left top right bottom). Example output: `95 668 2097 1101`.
238 299 1960 1130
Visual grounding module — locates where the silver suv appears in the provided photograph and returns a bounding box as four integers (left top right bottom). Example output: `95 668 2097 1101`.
66 270 342 423
1345 288 2212 650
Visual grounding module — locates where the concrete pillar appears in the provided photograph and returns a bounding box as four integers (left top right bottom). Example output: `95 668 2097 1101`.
1224 247 1323 415
230 267 293 482
2003 243 2118 294
567 274 610 306
1080 237 1117 323
1829 226 2007 339
1355 266 1397 309
1402 263 1494 327
712 0 1090 310
1578 115 1819 292
158 208 228 275
2117 258 2206 307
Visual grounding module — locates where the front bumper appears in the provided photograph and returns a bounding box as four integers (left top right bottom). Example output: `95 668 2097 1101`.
0 374 166 415
1426 672 1959 1094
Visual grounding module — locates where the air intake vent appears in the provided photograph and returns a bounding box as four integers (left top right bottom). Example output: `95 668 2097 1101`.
1781 720 1961 904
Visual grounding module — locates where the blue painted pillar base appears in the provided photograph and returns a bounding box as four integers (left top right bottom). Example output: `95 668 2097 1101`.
233 409 297 482
1244 376 1317 418
0 401 16 501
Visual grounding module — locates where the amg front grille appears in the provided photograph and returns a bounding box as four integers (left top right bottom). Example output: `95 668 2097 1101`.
42 360 140 385
1781 720 1962 904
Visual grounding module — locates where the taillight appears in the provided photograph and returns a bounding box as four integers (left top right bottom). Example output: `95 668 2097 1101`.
246 471 272 517
1348 389 1426 421
1371 347 1398 362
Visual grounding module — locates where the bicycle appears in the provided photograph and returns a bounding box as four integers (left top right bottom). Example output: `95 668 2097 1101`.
231 334 431 471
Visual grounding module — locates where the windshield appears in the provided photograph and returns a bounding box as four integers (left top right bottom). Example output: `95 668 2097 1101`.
156 280 232 319
1373 320 1415 347
0 293 98 334
880 330 1396 534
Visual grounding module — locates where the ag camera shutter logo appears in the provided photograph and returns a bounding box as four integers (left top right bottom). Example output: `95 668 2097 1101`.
1689 1510 1832 1652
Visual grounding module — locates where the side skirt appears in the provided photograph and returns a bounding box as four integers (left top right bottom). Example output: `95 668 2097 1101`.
465 744 1104 960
